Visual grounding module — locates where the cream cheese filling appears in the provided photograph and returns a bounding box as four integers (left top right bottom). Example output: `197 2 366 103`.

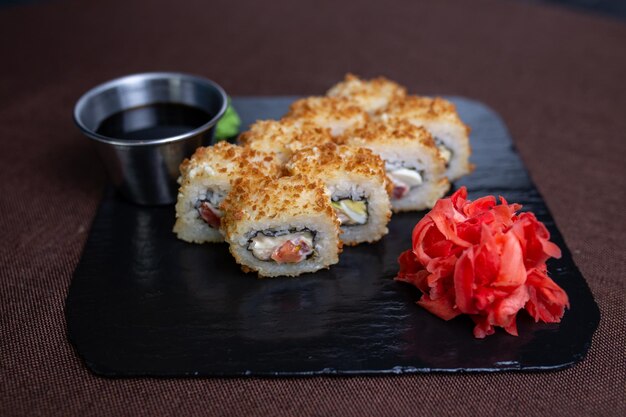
385 164 424 200
387 168 423 188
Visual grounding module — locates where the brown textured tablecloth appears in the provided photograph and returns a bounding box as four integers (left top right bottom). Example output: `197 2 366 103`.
1 0 625 415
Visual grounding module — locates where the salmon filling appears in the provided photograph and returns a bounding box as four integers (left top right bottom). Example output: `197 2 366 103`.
195 189 226 229
248 230 315 263
197 201 222 228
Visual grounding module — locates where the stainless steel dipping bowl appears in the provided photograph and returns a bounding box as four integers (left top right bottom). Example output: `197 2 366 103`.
74 72 227 205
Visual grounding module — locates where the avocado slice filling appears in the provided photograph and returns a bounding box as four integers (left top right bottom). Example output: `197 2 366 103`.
434 137 452 167
331 199 368 226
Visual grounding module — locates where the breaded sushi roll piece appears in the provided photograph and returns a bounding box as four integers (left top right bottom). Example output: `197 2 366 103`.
174 141 281 244
326 73 407 114
221 174 342 277
282 96 369 137
343 118 450 212
383 96 472 181
286 142 391 246
238 119 335 164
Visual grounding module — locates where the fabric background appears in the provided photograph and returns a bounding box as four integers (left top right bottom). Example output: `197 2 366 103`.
1 0 624 416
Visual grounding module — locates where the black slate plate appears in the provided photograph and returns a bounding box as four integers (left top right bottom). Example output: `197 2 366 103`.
66 97 600 377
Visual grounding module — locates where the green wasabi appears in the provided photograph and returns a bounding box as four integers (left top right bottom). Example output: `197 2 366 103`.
214 99 242 141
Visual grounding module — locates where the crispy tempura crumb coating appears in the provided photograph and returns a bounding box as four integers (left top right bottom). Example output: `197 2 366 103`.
286 142 392 245
383 95 473 180
174 141 282 243
179 140 282 181
343 118 450 212
238 119 335 164
221 174 342 277
282 96 369 136
326 73 407 114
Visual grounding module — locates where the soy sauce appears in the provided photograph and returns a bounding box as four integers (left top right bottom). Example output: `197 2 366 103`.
96 103 212 140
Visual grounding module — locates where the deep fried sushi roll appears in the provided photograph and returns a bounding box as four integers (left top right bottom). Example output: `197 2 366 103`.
221 174 342 277
286 142 391 246
326 73 407 114
174 141 281 243
238 119 335 164
343 118 450 212
383 96 472 181
282 96 369 137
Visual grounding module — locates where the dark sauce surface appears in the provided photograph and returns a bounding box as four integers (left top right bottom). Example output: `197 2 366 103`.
96 103 212 140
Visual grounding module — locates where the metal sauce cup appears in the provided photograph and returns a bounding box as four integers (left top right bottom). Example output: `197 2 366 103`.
74 72 227 205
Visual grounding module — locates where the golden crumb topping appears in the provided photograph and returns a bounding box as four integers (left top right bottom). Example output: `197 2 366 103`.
238 119 336 163
384 95 468 129
221 174 340 231
178 141 281 182
326 73 407 113
282 96 369 136
285 96 367 120
341 117 438 151
286 142 388 184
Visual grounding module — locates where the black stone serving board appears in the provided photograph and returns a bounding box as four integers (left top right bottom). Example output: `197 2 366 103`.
66 96 600 377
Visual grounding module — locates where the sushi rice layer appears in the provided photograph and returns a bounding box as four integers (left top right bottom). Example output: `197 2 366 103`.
286 142 392 245
173 141 281 243
221 175 342 277
343 118 450 212
172 73 473 278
